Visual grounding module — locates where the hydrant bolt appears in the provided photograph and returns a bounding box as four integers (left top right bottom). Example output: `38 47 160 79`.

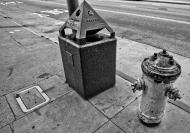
150 53 157 61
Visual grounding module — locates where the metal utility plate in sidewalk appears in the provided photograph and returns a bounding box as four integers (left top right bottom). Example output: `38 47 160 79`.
16 86 50 113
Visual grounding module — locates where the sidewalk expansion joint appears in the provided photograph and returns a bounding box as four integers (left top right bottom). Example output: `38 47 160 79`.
92 120 110 133
12 20 41 37
9 35 26 49
88 100 110 120
5 96 16 121
110 120 128 133
10 124 14 133
168 99 190 114
110 94 141 120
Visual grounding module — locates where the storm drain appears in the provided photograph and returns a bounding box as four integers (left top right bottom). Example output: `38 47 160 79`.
16 86 50 113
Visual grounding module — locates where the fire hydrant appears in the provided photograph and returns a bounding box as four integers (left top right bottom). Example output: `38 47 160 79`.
132 49 181 124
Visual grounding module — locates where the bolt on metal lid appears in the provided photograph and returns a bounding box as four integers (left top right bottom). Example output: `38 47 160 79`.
141 49 181 83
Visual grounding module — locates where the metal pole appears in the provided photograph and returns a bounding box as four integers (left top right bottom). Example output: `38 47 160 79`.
66 0 79 16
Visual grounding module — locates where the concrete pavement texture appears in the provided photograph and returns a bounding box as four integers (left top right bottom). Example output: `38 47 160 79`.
0 2 190 133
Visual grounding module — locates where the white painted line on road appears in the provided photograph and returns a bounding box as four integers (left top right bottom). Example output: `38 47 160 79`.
17 1 23 4
119 5 137 8
150 3 162 6
50 2 190 25
95 8 190 25
40 9 64 15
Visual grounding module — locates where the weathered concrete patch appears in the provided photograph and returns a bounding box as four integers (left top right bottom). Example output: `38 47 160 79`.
56 70 66 83
90 76 140 118
0 96 15 128
6 27 38 39
112 97 190 133
12 37 53 50
0 14 63 96
0 43 63 96
0 30 13 44
6 75 69 119
38 75 71 101
13 91 108 133
0 125 12 133
94 121 124 133
0 37 25 67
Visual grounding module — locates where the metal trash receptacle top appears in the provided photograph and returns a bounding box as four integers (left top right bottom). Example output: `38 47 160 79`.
59 0 115 44
16 86 50 113
58 0 117 99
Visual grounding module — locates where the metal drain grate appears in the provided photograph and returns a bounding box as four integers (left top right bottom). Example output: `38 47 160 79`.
16 86 50 113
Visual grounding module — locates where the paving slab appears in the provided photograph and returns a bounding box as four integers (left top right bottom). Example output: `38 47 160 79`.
0 29 14 44
90 76 140 118
0 39 25 67
0 22 26 68
0 17 17 28
112 97 190 133
4 26 38 39
38 75 71 101
56 70 66 83
0 125 12 133
0 96 15 128
12 91 108 133
0 42 63 96
4 9 64 43
94 121 125 133
6 75 69 119
12 37 54 50
0 15 65 96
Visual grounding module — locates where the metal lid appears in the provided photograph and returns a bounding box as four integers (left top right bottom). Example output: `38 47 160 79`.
59 0 115 44
141 49 181 83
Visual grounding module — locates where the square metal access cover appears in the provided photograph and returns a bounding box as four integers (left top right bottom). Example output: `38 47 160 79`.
16 86 50 113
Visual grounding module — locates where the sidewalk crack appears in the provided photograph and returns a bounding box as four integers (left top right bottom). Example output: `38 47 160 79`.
10 35 26 49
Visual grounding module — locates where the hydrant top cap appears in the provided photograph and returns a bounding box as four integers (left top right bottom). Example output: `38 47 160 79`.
141 49 181 83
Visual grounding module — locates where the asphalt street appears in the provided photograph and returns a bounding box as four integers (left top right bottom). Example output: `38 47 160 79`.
2 0 189 58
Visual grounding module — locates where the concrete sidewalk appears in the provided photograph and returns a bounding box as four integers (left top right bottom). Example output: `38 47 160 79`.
1 5 190 133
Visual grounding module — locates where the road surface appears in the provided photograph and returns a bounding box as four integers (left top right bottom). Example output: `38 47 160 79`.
1 0 190 57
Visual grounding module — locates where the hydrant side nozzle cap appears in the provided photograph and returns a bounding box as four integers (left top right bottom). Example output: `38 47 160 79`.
141 50 181 83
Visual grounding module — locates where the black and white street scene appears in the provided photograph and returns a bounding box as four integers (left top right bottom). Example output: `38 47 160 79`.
0 0 190 132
